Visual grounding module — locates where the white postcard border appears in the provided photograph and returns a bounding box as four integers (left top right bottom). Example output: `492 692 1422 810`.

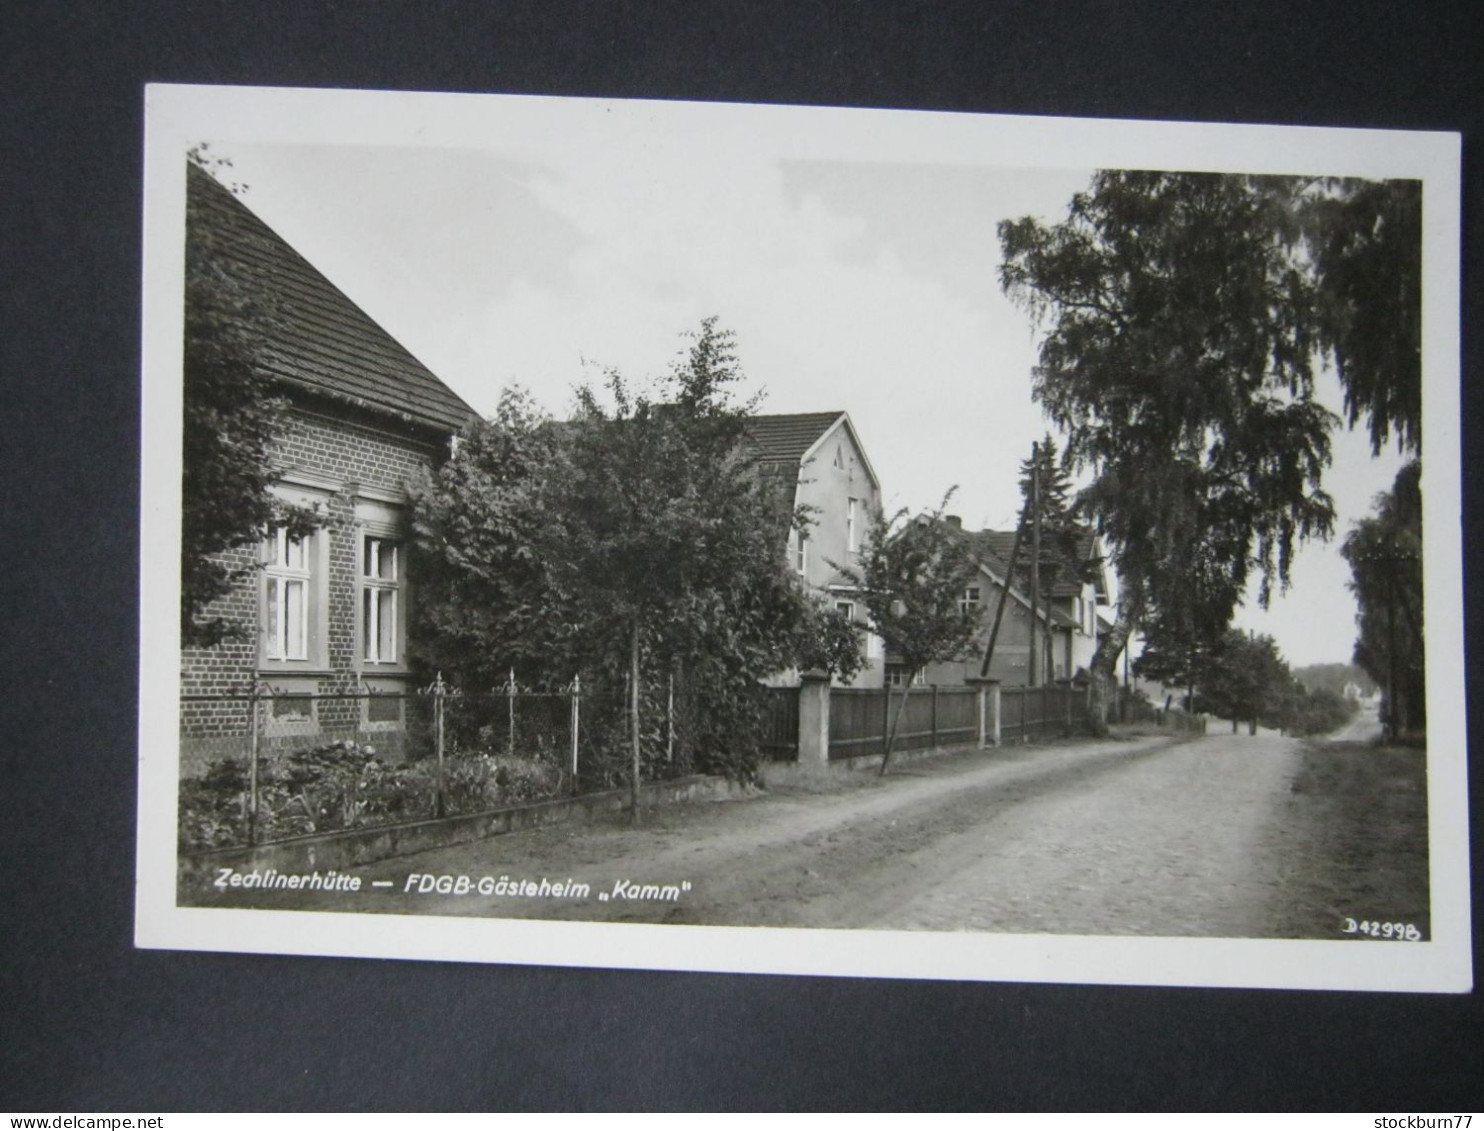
137 84 1469 993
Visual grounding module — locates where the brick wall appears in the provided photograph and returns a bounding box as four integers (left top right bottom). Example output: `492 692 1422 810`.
180 403 441 739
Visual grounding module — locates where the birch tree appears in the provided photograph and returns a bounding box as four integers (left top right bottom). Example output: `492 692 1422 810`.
999 171 1339 730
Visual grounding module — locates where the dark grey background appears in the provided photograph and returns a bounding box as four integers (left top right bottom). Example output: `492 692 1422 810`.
2 0 1479 1111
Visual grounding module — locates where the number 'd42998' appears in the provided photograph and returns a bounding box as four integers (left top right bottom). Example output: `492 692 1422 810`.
1342 918 1423 941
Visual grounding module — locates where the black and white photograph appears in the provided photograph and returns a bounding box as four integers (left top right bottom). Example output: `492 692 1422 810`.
136 84 1467 992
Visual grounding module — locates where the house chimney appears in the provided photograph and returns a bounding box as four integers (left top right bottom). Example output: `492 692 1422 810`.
945 514 962 529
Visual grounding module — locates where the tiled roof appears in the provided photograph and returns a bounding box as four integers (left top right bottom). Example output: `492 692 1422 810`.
743 412 846 464
187 163 477 435
973 530 1018 572
972 526 1102 598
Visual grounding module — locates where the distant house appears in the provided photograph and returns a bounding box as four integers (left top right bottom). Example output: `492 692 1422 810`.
179 164 477 754
972 527 1110 681
745 411 886 687
916 519 1108 688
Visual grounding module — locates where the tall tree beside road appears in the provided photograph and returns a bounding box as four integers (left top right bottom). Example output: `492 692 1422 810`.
1303 179 1423 456
840 498 982 775
999 172 1339 730
1342 460 1425 737
1306 180 1423 736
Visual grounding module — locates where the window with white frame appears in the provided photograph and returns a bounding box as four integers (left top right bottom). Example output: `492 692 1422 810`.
361 536 400 664
835 599 881 663
960 585 982 615
788 527 808 575
885 664 925 688
846 497 859 552
263 527 311 661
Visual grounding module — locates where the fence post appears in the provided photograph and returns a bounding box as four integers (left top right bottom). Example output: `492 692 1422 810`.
797 672 831 767
667 671 675 763
432 671 448 818
247 681 264 846
930 684 939 749
569 674 581 794
506 666 516 758
883 684 892 755
968 677 999 748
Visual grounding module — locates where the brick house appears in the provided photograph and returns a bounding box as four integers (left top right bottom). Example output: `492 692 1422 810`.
179 165 476 759
745 411 886 687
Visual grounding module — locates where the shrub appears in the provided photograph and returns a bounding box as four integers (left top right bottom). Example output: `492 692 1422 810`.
177 739 570 852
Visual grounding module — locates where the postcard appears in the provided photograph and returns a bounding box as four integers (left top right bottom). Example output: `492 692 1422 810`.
137 84 1468 991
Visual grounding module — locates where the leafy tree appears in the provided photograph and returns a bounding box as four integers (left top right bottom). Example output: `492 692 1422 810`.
1292 662 1377 698
999 171 1341 730
838 497 982 775
552 319 825 806
181 152 317 647
1282 685 1359 737
1196 630 1292 734
408 321 856 801
405 388 565 689
1342 460 1424 738
793 595 868 684
1302 179 1422 456
1132 612 1220 709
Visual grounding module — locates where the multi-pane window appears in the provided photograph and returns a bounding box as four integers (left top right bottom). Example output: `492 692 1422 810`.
960 585 982 615
836 599 881 662
362 537 399 664
885 664 925 688
264 528 310 661
789 528 808 575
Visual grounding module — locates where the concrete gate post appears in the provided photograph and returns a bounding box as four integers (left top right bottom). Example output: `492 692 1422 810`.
797 671 832 767
967 677 1001 748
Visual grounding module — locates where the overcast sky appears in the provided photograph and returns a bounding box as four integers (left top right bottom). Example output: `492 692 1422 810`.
212 134 1407 670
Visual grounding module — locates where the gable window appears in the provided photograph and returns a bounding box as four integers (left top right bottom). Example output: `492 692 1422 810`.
263 528 310 661
847 497 859 552
361 537 400 664
960 586 982 615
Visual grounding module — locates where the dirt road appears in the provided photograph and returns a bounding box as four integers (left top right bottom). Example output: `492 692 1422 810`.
208 722 1428 939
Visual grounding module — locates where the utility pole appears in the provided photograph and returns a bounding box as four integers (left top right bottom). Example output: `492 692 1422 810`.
1385 558 1399 741
1028 441 1042 687
979 496 1027 679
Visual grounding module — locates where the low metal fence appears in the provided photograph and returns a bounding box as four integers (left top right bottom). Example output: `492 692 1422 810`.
178 675 645 852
